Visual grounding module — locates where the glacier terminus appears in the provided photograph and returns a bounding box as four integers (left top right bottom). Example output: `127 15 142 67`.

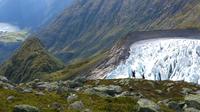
106 38 200 84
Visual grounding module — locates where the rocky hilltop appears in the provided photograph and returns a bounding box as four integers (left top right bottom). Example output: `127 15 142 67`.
0 38 65 83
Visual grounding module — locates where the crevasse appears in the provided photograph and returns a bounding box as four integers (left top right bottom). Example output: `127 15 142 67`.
106 38 200 84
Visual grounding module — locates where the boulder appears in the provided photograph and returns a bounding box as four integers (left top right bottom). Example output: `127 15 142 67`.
0 81 15 90
137 98 160 112
23 88 33 93
155 90 162 94
119 79 131 86
165 82 174 87
82 109 92 112
93 85 122 96
7 96 15 102
184 107 200 112
67 80 83 88
181 88 193 95
35 92 45 96
185 94 200 110
0 76 8 82
13 104 39 112
117 91 144 98
167 101 185 111
68 101 84 111
50 102 62 111
67 94 78 103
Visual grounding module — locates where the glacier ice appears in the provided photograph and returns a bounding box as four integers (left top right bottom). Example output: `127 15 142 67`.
106 38 200 84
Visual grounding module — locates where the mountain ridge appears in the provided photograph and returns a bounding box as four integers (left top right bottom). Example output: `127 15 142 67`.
0 37 65 83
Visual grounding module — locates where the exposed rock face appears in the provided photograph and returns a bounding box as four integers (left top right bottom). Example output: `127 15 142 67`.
0 38 65 83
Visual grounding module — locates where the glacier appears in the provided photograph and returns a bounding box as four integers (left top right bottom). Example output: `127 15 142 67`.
106 38 200 84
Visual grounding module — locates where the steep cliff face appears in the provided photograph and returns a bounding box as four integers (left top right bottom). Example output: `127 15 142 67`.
0 38 65 83
87 29 200 84
38 0 200 64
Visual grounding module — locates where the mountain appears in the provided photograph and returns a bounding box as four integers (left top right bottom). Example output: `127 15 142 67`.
38 0 200 65
0 38 65 83
0 0 73 29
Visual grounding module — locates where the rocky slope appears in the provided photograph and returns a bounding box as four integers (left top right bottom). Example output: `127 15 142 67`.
38 0 200 64
0 76 200 112
0 38 65 83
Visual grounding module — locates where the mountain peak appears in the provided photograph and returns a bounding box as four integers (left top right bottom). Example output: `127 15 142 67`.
21 37 44 50
0 37 65 83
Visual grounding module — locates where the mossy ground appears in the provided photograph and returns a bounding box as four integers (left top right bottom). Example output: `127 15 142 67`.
0 79 199 112
0 88 138 112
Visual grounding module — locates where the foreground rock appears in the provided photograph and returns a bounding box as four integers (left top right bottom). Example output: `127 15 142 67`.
0 76 8 82
137 98 160 112
68 101 84 111
67 94 78 103
84 85 122 97
13 104 40 112
185 94 200 110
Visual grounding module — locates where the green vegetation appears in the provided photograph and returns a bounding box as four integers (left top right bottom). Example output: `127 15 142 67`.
0 38 65 83
0 79 199 112
0 88 139 112
86 79 197 102
0 89 68 112
44 51 108 81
